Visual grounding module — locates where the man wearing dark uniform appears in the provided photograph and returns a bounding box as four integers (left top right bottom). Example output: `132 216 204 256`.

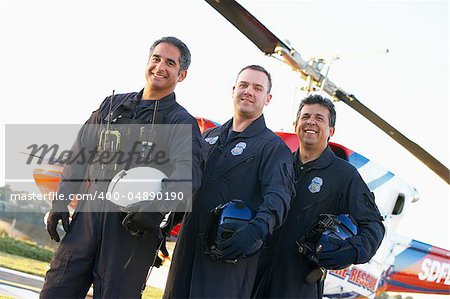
253 94 385 298
163 65 295 298
40 36 203 299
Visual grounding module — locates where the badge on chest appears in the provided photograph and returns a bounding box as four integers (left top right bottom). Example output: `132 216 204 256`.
308 176 323 193
205 136 218 145
231 142 247 156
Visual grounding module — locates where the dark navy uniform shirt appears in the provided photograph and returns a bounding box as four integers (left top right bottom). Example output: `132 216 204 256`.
197 115 295 236
57 90 203 206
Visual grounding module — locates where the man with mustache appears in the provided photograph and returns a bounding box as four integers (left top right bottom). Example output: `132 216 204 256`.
253 94 385 298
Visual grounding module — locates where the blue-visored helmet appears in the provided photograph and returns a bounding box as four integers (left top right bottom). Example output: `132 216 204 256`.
209 199 261 262
317 213 358 252
218 199 255 225
215 199 256 243
296 213 358 284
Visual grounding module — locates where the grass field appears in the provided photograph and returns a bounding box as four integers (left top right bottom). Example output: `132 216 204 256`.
0 251 48 277
0 251 165 298
0 228 167 298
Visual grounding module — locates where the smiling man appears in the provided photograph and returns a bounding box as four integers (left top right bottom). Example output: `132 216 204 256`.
253 94 385 298
143 41 186 99
163 65 295 298
295 96 335 162
40 36 203 299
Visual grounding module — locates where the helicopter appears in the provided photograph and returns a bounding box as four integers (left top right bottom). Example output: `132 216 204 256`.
4 0 448 298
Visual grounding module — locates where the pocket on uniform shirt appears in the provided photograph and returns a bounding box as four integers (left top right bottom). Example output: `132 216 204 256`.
298 195 332 212
224 156 255 174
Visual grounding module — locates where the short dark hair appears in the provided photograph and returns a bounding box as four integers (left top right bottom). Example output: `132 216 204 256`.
149 36 191 72
296 94 336 127
236 65 272 93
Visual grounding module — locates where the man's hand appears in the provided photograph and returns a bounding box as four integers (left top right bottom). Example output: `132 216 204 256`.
317 237 357 270
216 222 263 260
46 207 70 242
122 202 166 236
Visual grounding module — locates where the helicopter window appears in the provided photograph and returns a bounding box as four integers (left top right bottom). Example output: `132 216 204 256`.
392 194 405 215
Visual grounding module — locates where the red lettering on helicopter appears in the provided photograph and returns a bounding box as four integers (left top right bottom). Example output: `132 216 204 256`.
329 268 348 279
348 268 378 292
330 267 378 292
418 258 450 285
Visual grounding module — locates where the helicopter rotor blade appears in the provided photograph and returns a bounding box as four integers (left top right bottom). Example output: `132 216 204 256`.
204 0 450 185
334 90 449 184
204 0 288 54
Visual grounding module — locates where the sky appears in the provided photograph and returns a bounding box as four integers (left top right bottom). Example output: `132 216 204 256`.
0 0 449 256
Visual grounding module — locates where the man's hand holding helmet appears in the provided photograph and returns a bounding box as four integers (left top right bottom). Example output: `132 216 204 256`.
297 214 359 271
216 219 266 260
316 237 358 270
122 201 166 237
